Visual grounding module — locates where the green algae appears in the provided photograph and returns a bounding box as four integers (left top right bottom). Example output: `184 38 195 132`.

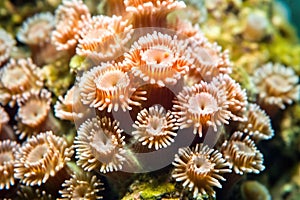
69 54 93 73
122 173 176 200
122 181 175 200
265 35 300 75
40 57 75 97
230 65 257 102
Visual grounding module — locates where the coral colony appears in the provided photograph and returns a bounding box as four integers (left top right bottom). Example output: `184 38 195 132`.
0 0 300 199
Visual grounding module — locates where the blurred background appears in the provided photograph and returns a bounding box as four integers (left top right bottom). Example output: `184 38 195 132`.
280 0 300 37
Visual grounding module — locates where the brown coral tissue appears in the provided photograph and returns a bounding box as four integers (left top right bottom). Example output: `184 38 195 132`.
124 0 186 28
0 106 9 131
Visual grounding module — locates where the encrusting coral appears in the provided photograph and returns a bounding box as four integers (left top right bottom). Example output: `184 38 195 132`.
0 0 299 199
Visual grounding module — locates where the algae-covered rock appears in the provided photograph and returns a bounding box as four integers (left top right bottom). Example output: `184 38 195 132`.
40 57 75 97
241 180 271 200
280 104 300 152
69 54 93 73
122 177 176 200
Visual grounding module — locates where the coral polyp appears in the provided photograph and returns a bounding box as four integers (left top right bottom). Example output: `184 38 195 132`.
0 29 16 67
221 131 265 175
14 131 73 186
52 0 91 51
74 116 127 173
172 80 232 136
125 31 193 87
79 62 147 112
76 15 133 61
0 58 43 106
0 140 19 189
252 62 300 109
172 143 231 198
132 105 178 150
